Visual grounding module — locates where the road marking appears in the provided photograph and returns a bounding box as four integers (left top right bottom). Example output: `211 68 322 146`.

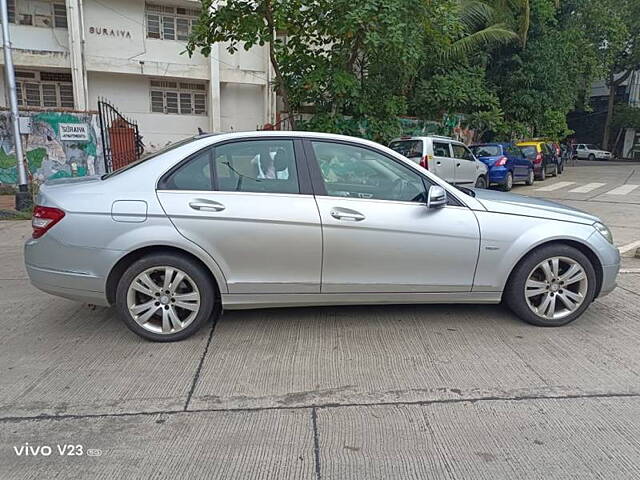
568 182 606 193
535 181 575 192
619 268 640 274
619 240 640 254
604 184 640 196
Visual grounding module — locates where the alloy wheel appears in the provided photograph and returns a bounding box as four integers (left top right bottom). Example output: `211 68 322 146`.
524 256 588 320
126 266 201 334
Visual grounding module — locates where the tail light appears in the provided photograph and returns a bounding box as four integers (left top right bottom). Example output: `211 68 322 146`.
495 156 508 167
534 153 543 164
419 155 429 169
32 206 65 239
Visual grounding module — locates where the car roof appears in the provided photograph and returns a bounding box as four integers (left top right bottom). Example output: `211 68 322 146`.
516 141 543 146
470 143 508 147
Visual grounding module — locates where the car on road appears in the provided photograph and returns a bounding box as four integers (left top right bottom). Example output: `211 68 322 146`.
470 143 534 191
517 141 560 180
573 143 613 161
389 135 489 188
25 131 620 341
546 142 564 174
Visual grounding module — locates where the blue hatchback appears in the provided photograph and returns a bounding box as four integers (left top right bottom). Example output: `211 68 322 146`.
470 143 535 191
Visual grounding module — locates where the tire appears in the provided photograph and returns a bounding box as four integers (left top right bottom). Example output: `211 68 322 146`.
537 164 546 181
550 163 558 177
501 172 513 191
115 253 218 341
504 244 597 327
588 153 596 161
474 175 487 189
558 161 564 174
525 168 534 186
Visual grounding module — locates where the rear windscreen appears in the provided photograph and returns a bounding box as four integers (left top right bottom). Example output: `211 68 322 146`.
471 145 500 157
520 146 537 158
389 140 422 159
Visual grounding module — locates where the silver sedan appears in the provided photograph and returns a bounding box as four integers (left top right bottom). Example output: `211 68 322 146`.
25 132 620 341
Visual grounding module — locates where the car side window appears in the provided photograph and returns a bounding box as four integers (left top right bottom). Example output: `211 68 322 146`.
311 141 427 203
451 144 474 161
213 140 299 194
432 142 451 157
161 147 213 191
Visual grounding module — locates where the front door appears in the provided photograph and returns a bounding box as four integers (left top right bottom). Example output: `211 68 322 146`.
451 143 477 185
305 140 480 293
157 138 322 294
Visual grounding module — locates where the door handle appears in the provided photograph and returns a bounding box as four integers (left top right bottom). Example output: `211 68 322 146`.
456 163 461 167
189 200 225 212
330 208 365 221
436 161 442 166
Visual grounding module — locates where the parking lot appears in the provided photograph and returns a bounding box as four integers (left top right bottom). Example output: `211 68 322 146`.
1 160 640 479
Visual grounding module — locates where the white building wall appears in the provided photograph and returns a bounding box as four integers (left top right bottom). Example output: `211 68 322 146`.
0 0 274 148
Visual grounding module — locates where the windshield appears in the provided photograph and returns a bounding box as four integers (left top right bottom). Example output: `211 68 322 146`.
389 140 423 159
101 136 205 179
520 146 537 158
470 145 501 157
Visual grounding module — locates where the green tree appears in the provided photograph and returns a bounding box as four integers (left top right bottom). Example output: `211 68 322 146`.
578 0 640 149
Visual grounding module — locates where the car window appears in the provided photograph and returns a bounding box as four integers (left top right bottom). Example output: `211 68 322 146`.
519 146 537 158
433 141 451 157
311 141 427 203
451 144 474 161
162 147 213 191
389 140 423 159
470 145 500 157
213 140 299 194
585 144 598 149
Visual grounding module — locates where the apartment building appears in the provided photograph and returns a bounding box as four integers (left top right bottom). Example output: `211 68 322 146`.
0 0 276 148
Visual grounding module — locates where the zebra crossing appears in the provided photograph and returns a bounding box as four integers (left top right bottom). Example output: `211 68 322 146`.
533 181 640 196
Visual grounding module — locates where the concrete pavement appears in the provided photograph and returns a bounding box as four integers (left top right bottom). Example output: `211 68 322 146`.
1 161 640 479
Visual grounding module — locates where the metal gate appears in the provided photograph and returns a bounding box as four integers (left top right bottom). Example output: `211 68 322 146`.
97 98 144 172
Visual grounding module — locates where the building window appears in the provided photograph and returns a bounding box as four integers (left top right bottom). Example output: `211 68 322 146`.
7 0 67 28
15 71 74 108
150 80 207 115
145 3 199 41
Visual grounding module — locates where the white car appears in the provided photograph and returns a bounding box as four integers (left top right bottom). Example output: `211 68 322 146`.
389 135 489 188
574 144 613 161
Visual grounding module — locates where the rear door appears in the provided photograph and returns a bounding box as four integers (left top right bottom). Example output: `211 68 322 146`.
451 143 477 185
157 138 322 294
431 141 455 183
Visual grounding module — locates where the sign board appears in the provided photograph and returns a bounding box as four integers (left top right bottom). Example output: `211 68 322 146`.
59 123 90 141
18 116 32 134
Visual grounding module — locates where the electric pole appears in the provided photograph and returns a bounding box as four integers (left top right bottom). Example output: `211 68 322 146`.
1 0 31 210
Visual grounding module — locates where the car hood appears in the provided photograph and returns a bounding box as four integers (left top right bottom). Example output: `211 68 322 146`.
471 188 599 225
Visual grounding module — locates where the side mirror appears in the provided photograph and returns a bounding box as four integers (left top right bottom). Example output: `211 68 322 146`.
427 185 447 209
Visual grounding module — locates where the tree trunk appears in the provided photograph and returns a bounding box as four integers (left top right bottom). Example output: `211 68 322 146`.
602 71 616 150
603 69 633 150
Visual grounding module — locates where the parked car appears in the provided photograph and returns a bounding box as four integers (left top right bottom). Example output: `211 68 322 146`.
573 143 613 161
470 143 534 191
389 135 488 188
25 132 619 341
517 141 560 180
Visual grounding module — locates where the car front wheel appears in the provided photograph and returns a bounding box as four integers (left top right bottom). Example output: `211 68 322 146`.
116 253 218 341
525 168 534 185
504 244 597 326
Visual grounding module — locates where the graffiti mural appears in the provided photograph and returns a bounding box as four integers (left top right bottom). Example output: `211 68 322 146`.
0 111 104 184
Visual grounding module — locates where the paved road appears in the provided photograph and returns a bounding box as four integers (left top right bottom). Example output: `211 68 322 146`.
1 161 640 479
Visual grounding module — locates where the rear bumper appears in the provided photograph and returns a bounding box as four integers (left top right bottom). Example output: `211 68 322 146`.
26 264 110 306
487 166 510 183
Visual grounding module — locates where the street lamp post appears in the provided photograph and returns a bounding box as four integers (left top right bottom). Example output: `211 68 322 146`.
1 0 31 211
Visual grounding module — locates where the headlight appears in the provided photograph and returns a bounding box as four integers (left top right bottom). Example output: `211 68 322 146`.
594 222 613 244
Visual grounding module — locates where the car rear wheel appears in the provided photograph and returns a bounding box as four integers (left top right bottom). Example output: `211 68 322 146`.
550 163 558 177
501 172 513 191
116 253 218 341
525 168 534 186
536 165 546 181
504 244 597 327
474 175 487 189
